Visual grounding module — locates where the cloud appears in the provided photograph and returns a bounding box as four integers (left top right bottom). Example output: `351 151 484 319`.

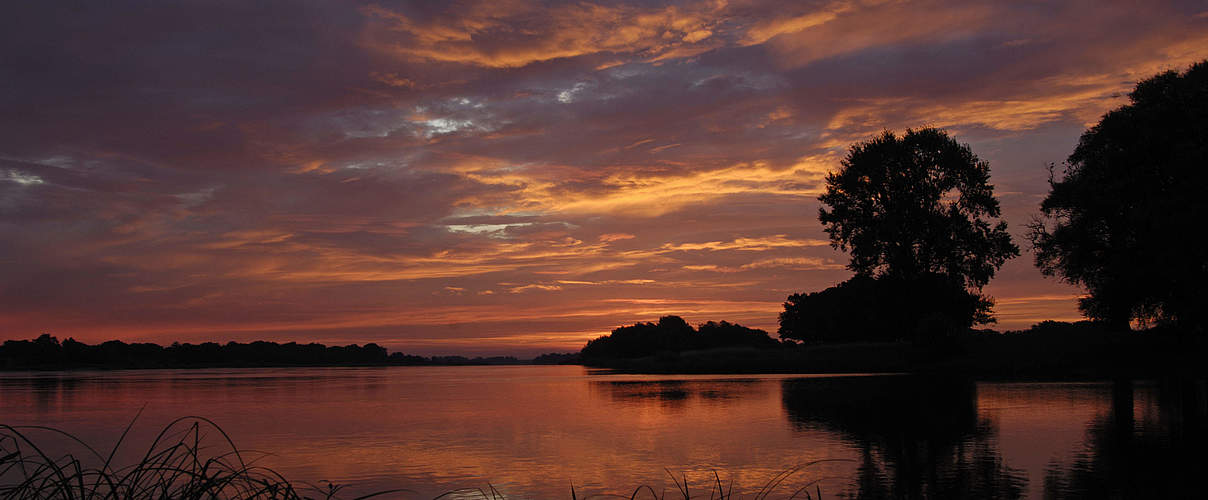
2 169 45 186
598 233 635 242
507 283 563 293
3 0 1206 353
361 1 728 68
739 4 850 46
659 235 829 253
683 257 843 273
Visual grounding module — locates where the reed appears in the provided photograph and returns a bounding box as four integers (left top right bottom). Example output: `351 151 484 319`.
1 418 840 499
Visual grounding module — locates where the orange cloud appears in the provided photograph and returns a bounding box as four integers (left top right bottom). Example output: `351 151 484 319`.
464 155 837 218
659 235 829 253
598 233 635 242
362 1 727 68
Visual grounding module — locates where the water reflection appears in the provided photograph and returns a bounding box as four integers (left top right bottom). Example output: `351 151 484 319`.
781 376 1027 499
592 379 770 411
2 369 1205 499
1043 379 1208 499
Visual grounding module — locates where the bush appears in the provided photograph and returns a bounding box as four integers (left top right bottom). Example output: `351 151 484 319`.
779 274 988 344
580 316 777 360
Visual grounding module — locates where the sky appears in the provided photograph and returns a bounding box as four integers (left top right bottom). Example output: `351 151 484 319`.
2 1 1206 356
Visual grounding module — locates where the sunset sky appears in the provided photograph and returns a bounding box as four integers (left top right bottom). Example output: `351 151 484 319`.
2 1 1206 355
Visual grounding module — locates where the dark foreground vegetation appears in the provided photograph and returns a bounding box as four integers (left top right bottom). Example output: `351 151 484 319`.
0 335 539 371
0 417 339 500
0 418 835 500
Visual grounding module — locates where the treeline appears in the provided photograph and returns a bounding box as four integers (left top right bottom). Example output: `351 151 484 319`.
0 335 531 370
532 352 582 364
580 316 783 362
577 316 1204 376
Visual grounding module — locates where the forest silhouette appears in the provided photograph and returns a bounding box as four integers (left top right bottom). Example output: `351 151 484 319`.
0 334 530 370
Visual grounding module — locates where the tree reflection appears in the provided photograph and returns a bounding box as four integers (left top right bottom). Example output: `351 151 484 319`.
1044 379 1207 499
592 379 769 412
781 376 1026 499
18 375 84 412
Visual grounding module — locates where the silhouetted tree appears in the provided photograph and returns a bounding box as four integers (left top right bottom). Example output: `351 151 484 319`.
814 128 1018 337
580 316 778 361
1029 60 1208 333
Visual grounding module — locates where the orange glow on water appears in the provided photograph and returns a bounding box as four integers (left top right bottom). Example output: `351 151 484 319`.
6 368 1200 498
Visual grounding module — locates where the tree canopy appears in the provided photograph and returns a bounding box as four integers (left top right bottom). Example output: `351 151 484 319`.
1029 60 1208 332
791 128 1018 342
819 128 1018 290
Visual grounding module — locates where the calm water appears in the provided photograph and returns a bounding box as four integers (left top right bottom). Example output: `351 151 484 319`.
1 366 1205 499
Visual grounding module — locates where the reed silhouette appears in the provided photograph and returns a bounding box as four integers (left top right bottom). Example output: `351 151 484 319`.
0 416 405 500
0 416 844 499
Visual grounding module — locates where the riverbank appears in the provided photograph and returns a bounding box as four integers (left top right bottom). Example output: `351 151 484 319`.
0 335 575 371
585 328 1208 379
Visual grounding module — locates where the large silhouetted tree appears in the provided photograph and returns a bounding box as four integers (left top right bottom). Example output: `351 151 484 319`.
1029 61 1208 333
814 128 1018 337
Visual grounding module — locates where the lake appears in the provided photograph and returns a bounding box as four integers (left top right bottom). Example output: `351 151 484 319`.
1 366 1204 499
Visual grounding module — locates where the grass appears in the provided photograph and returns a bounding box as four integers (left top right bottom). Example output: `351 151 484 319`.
0 415 406 500
1 417 843 499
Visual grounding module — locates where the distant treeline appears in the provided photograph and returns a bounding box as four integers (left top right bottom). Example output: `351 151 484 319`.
0 335 579 370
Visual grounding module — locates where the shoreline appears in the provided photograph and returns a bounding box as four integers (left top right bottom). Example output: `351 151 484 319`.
5 328 1205 380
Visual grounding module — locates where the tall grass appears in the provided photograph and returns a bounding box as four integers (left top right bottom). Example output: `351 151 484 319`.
1 417 842 499
584 465 843 500
0 415 403 500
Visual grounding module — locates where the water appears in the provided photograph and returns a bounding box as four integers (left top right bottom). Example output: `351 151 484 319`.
1 366 1204 499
